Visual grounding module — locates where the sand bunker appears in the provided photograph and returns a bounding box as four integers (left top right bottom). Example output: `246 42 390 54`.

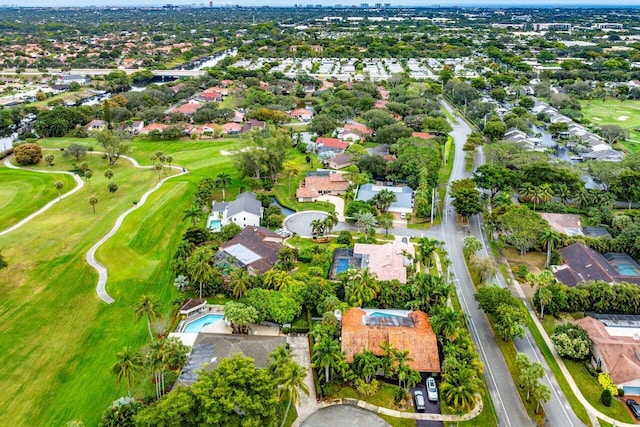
617 115 629 121
592 117 602 121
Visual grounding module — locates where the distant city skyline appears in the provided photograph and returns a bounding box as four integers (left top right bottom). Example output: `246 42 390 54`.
0 0 639 7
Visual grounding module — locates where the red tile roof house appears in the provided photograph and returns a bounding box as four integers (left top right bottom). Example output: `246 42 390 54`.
140 123 168 135
232 110 245 123
173 102 203 117
316 137 350 153
221 122 243 135
353 241 415 284
204 86 229 96
343 122 374 137
341 308 440 374
574 316 640 394
296 171 350 202
412 132 435 140
290 108 314 122
216 226 283 275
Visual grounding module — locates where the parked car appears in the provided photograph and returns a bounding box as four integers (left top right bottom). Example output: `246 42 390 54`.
426 377 438 402
413 389 426 412
627 399 640 419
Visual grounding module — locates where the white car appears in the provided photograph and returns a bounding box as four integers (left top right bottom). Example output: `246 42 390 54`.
426 377 438 402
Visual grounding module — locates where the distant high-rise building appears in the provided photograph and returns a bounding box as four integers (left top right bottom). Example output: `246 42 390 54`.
360 3 369 7
384 3 390 7
209 1 213 6
375 3 381 8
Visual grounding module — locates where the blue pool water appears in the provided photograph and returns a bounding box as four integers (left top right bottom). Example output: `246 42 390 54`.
208 219 222 232
369 312 404 318
183 314 224 333
336 258 350 274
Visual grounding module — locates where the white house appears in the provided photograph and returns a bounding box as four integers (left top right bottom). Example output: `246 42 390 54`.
210 192 263 229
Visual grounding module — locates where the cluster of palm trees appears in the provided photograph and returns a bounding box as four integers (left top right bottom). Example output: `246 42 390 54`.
518 183 554 211
268 345 310 427
519 182 617 211
341 268 380 307
310 211 339 239
111 296 190 400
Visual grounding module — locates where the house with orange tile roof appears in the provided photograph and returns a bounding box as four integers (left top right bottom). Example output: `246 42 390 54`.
290 108 314 122
140 123 168 135
317 137 349 152
412 132 435 140
221 122 243 135
341 308 440 373
352 241 415 284
296 171 350 202
574 315 640 394
174 102 203 116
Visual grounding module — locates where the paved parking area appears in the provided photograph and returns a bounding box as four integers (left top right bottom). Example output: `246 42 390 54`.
284 211 329 238
410 383 443 427
301 405 390 427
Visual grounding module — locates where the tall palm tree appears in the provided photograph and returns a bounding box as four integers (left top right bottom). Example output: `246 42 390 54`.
538 228 562 267
555 183 572 206
269 344 294 378
440 366 480 412
530 184 554 211
135 295 161 340
278 362 310 427
345 268 380 307
391 349 413 388
323 211 339 235
353 211 378 234
352 350 382 383
182 206 204 226
187 246 215 298
229 268 251 299
148 338 168 399
431 306 463 343
417 237 442 268
215 172 232 201
111 347 144 396
518 182 535 204
312 336 344 384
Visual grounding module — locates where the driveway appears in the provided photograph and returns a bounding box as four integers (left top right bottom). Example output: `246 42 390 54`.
410 383 443 427
284 211 329 238
301 405 390 427
316 195 345 221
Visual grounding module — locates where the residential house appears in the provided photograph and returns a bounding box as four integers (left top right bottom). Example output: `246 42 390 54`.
290 108 314 122
341 308 440 373
140 123 167 135
343 122 374 138
196 91 223 103
296 171 350 202
316 137 349 153
412 132 435 140
216 226 283 274
310 45 324 53
58 74 90 85
178 298 207 317
553 243 640 287
211 191 263 229
232 110 245 123
85 119 106 132
177 333 286 386
352 241 415 283
329 153 354 170
241 119 266 133
221 122 243 135
357 184 414 215
575 315 640 394
126 120 144 135
174 102 203 117
539 213 583 236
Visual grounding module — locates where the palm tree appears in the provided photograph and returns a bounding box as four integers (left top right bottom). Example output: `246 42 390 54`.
182 206 204 226
353 211 378 234
440 367 480 412
310 218 326 237
352 350 381 383
104 169 114 182
555 183 572 206
391 349 413 388
312 336 344 384
345 268 380 307
323 211 339 235
518 182 535 204
538 228 562 267
148 338 168 399
269 344 294 378
530 184 554 211
431 306 463 343
154 163 163 180
89 196 99 214
111 347 144 396
54 180 64 200
187 246 215 298
215 172 232 201
378 214 393 236
229 268 251 299
417 237 442 268
135 295 161 340
84 170 93 186
166 156 173 169
278 362 310 427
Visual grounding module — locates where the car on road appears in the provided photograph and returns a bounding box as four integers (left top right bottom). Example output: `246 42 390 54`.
426 377 438 402
413 389 426 412
627 399 640 419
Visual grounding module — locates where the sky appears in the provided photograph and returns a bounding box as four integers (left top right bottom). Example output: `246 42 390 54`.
0 0 639 6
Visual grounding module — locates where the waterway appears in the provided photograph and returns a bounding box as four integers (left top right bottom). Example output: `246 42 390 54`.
271 197 295 216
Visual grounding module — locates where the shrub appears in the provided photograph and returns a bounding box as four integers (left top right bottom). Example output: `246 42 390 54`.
598 373 619 396
551 323 591 360
355 378 379 396
601 389 612 407
13 143 42 165
514 264 529 281
337 231 353 245
182 227 211 246
618 388 625 397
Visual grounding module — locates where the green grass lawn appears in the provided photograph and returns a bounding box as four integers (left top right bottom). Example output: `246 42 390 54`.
581 99 640 154
0 167 76 230
0 136 254 426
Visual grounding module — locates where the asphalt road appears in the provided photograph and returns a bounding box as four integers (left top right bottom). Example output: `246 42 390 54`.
438 99 584 427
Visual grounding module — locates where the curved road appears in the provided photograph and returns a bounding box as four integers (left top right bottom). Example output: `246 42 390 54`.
0 156 85 237
84 154 187 304
438 99 583 427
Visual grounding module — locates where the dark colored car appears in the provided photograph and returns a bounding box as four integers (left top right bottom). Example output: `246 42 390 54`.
413 389 426 412
627 399 640 419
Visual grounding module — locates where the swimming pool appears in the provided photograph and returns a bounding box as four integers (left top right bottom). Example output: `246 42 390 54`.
208 219 222 232
336 258 350 274
369 312 404 318
182 314 224 333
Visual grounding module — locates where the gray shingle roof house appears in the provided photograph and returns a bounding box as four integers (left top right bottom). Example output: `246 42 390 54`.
176 333 286 385
210 192 263 229
216 226 283 274
356 184 413 214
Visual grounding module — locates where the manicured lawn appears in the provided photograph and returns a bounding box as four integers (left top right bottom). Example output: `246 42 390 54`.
334 382 413 413
540 315 634 424
0 167 75 230
0 136 245 426
581 99 640 154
